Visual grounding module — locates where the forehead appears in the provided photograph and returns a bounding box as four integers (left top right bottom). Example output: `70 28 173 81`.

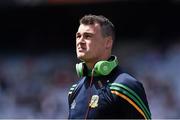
77 23 101 33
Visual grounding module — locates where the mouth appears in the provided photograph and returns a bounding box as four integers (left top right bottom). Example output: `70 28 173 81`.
78 48 85 52
77 46 86 52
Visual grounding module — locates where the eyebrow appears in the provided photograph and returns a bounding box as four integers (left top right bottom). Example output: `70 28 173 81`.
76 32 80 35
76 32 94 35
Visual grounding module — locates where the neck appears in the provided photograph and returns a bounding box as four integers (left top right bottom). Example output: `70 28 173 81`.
85 55 111 70
86 62 95 70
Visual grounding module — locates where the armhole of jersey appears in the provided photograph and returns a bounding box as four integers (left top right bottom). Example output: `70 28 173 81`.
68 77 86 105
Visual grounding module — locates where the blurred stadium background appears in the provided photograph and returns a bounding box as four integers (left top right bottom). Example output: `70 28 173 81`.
0 0 179 118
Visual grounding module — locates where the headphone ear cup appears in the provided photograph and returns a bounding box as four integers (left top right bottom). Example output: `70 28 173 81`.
76 63 84 77
94 61 111 76
94 56 118 76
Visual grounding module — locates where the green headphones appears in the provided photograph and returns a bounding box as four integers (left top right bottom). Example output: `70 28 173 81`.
76 56 118 77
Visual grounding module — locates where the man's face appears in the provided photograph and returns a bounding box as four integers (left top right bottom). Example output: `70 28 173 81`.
76 23 107 62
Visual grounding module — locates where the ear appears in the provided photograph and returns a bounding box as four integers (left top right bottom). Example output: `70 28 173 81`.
105 36 113 49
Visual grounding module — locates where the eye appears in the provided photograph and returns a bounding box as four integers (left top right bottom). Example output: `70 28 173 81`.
84 34 92 39
76 34 81 39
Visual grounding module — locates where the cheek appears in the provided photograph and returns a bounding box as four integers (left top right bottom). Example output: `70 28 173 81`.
89 41 102 50
96 41 106 50
86 41 92 49
76 40 79 46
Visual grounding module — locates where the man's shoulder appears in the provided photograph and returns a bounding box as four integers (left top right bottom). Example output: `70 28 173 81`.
110 72 145 96
68 77 85 94
109 72 151 119
111 66 139 84
110 72 150 106
113 72 139 85
115 73 137 82
68 77 85 95
68 77 86 105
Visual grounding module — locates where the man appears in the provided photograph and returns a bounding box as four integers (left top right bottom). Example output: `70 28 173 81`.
68 14 151 119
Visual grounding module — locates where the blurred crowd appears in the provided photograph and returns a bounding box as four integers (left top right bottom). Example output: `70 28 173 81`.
0 53 75 118
0 41 179 118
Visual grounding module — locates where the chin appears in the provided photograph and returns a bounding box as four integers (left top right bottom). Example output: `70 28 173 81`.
77 54 88 61
77 54 85 59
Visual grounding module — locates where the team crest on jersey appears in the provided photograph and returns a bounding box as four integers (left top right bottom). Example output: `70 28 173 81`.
89 95 99 108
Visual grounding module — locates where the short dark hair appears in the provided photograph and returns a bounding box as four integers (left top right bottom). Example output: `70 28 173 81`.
79 14 115 41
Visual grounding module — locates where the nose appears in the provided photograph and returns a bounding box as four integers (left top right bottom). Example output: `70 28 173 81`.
77 36 85 44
